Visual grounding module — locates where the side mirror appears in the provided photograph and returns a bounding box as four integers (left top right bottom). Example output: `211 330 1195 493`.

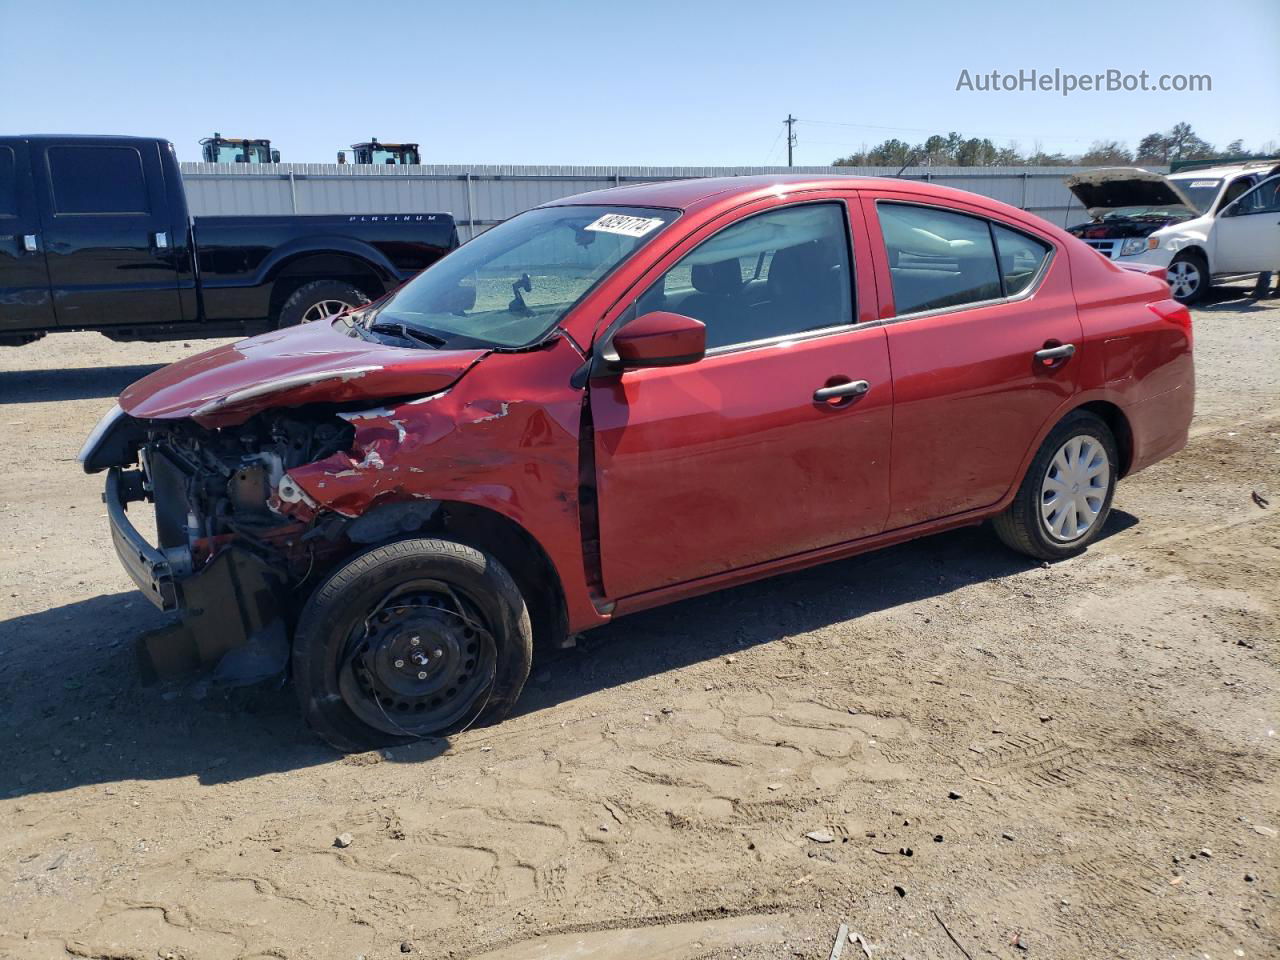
608 311 706 369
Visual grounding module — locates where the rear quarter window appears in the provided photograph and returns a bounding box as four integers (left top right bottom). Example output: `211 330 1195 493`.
991 223 1051 296
0 147 16 217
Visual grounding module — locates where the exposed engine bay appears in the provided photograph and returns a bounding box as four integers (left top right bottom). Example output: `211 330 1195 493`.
112 409 366 683
142 410 354 564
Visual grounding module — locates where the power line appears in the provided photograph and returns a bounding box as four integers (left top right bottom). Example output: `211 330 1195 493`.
797 117 1097 144
764 125 784 165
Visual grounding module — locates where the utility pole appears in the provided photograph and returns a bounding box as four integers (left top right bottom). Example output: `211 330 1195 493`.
784 114 797 167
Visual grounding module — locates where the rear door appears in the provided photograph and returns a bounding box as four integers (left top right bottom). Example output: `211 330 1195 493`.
1213 176 1280 273
589 195 893 599
33 138 182 327
862 194 1081 529
0 139 56 333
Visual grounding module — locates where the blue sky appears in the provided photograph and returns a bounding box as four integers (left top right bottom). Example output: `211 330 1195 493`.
4 0 1277 165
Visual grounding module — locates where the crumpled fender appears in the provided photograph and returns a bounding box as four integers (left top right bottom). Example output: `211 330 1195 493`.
278 341 607 632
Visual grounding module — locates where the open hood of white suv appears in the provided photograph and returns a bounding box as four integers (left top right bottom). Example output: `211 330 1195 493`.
1064 167 1199 218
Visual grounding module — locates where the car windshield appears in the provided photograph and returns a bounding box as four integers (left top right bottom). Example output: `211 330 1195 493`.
1169 178 1222 214
371 204 678 348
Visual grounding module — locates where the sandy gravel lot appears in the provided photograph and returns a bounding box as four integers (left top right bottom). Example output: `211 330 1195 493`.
0 287 1277 960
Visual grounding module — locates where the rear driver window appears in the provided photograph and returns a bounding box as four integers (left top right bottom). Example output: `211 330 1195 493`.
879 203 1001 314
48 146 149 215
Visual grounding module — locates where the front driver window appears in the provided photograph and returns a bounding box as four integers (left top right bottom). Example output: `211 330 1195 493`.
636 202 854 350
1232 176 1280 215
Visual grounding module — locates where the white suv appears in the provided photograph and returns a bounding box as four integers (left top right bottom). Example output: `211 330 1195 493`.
1065 162 1280 304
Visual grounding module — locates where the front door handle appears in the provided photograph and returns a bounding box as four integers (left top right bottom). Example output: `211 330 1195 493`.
1034 343 1076 362
814 379 870 402
22 234 38 253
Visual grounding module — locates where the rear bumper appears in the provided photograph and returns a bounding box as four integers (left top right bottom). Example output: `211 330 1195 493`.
105 467 186 612
1126 380 1195 475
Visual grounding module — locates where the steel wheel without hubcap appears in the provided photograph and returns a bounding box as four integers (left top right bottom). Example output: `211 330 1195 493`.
301 299 355 323
338 578 497 737
1167 259 1201 301
1041 435 1110 542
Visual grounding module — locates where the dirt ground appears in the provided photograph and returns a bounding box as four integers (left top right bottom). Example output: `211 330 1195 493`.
1 286 1277 960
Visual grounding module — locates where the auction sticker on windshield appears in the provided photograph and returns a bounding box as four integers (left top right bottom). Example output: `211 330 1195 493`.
585 213 666 238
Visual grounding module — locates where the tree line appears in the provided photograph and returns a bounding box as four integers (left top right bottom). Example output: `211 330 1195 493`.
831 123 1278 168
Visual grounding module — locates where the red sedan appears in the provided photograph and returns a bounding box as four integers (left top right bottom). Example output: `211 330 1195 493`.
81 175 1195 749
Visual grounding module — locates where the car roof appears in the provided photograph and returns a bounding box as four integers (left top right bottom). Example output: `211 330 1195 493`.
541 174 936 212
1168 162 1276 181
7 134 169 144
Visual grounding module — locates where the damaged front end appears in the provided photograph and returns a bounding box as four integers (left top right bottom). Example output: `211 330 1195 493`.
82 404 359 683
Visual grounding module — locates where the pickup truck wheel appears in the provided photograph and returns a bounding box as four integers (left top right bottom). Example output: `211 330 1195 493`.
992 411 1118 562
277 279 370 328
292 538 533 752
1167 251 1208 305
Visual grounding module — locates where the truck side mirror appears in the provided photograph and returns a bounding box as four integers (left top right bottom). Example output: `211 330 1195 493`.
607 311 706 369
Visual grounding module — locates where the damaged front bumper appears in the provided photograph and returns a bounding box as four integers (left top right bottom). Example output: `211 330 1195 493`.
106 465 292 683
105 467 184 612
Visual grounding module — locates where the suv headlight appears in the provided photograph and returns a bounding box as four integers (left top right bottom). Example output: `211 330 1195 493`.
1119 237 1148 257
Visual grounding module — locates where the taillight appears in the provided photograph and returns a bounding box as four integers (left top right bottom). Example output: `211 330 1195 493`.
1148 298 1192 346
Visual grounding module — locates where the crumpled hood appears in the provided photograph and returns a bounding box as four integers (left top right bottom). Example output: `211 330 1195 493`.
120 318 488 427
1063 167 1198 218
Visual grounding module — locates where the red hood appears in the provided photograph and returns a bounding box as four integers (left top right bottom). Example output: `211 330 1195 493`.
120 319 488 427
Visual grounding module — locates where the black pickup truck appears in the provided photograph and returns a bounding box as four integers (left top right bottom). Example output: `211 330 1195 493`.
0 135 458 346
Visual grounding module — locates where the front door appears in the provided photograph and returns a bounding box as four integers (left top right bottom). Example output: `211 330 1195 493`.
863 196 1082 529
33 137 182 327
589 199 893 599
1213 176 1280 273
0 140 56 333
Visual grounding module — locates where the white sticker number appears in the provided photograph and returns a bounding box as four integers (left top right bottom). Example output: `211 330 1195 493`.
585 213 665 238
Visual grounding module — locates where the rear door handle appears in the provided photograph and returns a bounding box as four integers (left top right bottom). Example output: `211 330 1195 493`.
22 234 38 252
1034 343 1076 361
814 379 870 402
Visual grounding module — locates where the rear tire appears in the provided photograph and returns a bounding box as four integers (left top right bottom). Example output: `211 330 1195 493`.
1167 251 1208 305
276 279 370 328
993 411 1118 562
292 538 533 752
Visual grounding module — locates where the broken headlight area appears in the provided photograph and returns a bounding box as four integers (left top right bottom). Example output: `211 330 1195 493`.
115 409 358 683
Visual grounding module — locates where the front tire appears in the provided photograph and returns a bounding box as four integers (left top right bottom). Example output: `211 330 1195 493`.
292 538 533 752
276 279 370 328
1167 251 1208 305
993 412 1118 561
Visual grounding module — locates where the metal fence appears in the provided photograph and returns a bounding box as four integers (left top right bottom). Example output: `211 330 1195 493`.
179 162 1159 239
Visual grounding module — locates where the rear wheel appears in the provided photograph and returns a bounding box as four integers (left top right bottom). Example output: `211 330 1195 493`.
292 538 533 752
1167 251 1208 305
276 279 370 328
993 412 1118 561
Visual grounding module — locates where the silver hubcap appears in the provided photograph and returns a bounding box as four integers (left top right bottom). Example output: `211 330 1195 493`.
1168 260 1200 300
301 299 354 323
1041 435 1110 542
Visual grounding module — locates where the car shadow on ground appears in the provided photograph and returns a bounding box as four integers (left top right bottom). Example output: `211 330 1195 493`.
1196 282 1277 313
0 364 165 404
0 512 1139 798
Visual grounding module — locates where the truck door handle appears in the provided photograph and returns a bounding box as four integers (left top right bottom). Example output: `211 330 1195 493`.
1034 343 1076 362
154 231 168 249
22 234 38 252
814 379 870 402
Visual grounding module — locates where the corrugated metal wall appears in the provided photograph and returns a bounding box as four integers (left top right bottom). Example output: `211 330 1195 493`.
179 162 1162 239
